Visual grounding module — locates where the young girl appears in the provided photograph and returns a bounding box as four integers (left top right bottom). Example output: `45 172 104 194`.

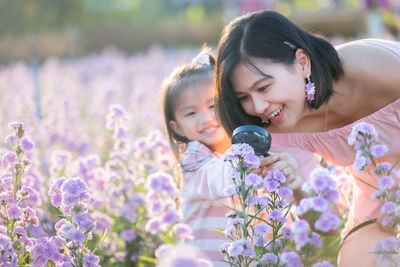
161 48 233 266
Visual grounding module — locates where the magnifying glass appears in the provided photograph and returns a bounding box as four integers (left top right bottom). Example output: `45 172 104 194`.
231 125 271 157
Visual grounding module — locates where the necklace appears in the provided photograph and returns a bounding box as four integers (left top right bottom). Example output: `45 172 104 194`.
320 105 329 168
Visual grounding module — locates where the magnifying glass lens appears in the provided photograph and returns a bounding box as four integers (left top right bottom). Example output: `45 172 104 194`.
231 125 271 157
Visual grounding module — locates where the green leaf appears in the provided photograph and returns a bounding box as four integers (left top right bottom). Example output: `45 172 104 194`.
98 227 108 249
354 175 379 190
290 212 296 222
208 228 224 235
139 255 157 264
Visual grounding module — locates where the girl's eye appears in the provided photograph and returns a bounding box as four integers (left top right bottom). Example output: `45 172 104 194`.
209 104 215 109
185 112 195 117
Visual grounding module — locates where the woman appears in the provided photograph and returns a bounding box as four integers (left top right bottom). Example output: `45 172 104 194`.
214 10 400 266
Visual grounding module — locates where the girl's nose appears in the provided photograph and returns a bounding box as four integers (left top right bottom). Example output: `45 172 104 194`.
253 97 269 115
200 109 214 124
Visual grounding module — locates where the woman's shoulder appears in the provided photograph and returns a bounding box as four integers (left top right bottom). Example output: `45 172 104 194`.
337 39 400 97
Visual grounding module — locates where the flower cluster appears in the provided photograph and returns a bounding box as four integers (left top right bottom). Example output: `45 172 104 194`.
1 122 41 265
348 122 400 262
221 143 341 267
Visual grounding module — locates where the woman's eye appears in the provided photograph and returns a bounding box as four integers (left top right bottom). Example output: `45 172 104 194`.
257 85 269 92
209 104 215 109
238 95 248 102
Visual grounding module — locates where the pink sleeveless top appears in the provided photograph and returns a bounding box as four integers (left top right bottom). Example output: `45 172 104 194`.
270 39 400 232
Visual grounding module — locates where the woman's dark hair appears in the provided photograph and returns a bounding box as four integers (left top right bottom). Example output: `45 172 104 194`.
215 10 344 135
161 46 215 160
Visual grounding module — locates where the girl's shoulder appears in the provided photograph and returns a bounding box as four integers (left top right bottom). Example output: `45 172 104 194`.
180 141 215 172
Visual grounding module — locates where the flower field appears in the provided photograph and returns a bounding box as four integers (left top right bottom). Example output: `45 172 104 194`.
1 44 399 267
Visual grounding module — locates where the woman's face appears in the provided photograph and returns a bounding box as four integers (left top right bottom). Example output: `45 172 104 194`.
230 56 309 130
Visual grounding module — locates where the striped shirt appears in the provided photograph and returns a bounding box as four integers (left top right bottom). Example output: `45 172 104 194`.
180 141 233 267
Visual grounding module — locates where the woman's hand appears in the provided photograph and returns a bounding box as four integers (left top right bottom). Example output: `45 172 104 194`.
259 152 304 191
253 152 308 203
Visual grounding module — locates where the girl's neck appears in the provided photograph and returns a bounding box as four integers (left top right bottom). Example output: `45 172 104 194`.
210 138 231 154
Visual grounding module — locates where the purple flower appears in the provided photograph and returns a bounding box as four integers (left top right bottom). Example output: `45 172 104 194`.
60 177 87 197
8 121 24 129
374 162 392 176
120 229 136 241
315 213 340 232
3 151 18 163
70 230 85 243
266 170 286 183
261 253 278 264
162 210 180 224
348 122 377 145
4 134 17 143
173 223 194 241
381 202 396 214
7 205 22 219
281 227 292 240
245 173 263 189
313 261 334 267
243 153 260 169
268 209 283 221
31 256 47 267
51 193 62 207
155 244 173 258
371 144 388 158
247 196 268 209
296 198 311 216
292 220 310 234
354 156 368 173
20 138 34 151
381 216 393 227
227 217 244 226
254 224 271 235
224 143 255 162
311 196 329 212
264 179 280 192
83 251 100 264
278 186 293 200
254 235 268 247
49 177 67 195
293 231 309 250
378 176 395 190
280 251 301 267
309 232 322 248
13 226 26 237
145 218 164 234
224 184 239 197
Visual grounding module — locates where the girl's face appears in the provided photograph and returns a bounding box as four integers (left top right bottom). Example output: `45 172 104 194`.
170 83 230 153
230 52 310 130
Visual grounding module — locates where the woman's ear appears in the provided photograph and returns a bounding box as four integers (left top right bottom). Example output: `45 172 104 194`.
294 48 311 76
169 120 184 137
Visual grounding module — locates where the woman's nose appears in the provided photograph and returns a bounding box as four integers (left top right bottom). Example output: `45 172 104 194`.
253 97 269 115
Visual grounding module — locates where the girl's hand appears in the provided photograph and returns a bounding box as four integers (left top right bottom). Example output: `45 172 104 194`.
258 152 305 191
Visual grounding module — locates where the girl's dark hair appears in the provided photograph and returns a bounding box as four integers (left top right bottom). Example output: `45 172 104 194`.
215 10 344 135
161 46 215 160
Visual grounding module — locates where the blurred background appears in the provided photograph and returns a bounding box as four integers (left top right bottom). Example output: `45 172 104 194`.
1 0 400 63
